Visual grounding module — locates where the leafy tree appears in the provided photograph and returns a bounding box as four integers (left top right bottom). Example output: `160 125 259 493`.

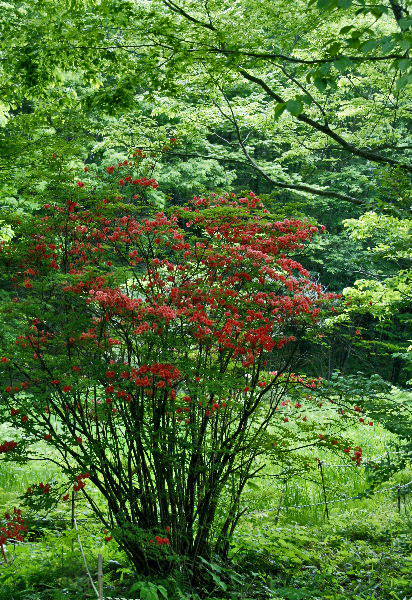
341 211 412 384
2 0 412 209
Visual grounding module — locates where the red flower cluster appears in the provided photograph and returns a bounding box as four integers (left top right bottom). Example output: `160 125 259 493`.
343 446 363 465
130 177 158 189
0 440 17 453
26 482 51 495
154 536 170 545
73 472 89 491
104 161 158 189
0 508 27 547
352 447 363 465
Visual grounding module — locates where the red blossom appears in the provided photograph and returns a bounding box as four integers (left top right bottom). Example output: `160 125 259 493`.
155 536 170 545
0 508 28 548
0 441 17 453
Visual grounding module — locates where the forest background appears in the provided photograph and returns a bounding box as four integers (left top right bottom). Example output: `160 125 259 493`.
0 1 411 599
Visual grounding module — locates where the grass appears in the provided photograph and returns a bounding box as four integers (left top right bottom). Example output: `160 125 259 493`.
237 413 411 526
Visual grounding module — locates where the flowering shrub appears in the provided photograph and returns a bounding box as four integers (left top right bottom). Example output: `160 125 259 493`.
0 161 361 573
0 508 27 562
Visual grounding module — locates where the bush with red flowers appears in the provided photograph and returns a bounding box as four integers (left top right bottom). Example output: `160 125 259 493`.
0 161 365 574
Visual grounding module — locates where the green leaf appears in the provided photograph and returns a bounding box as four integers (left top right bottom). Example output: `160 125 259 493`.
273 102 286 120
337 0 352 8
370 6 385 17
398 17 412 31
210 572 227 590
380 39 396 53
327 41 342 55
313 77 328 92
247 481 261 490
398 59 411 73
320 62 332 75
301 94 313 105
157 586 168 599
361 40 379 53
395 73 412 90
340 25 354 34
285 99 304 116
333 57 353 73
317 0 335 8
398 39 411 51
129 582 165 600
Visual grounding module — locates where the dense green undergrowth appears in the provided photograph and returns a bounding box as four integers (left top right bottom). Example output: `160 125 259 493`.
0 503 411 600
